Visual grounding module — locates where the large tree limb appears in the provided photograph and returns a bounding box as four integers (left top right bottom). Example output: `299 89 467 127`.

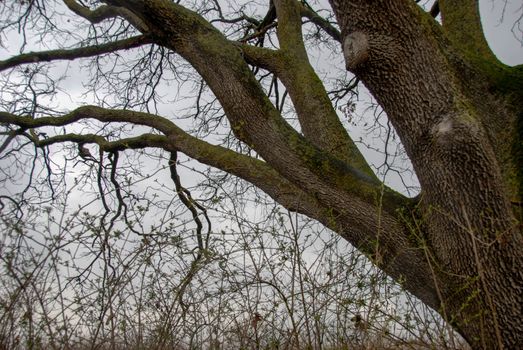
259 0 373 174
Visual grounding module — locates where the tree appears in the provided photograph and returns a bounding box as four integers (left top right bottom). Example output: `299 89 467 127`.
0 0 521 348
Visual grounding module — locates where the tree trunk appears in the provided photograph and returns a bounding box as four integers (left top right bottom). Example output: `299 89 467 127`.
331 0 523 348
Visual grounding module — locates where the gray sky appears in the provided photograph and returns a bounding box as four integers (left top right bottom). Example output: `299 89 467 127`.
480 0 523 65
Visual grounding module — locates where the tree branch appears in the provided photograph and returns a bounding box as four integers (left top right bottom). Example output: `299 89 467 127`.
63 0 149 31
34 133 168 152
0 107 342 240
299 3 341 42
438 0 497 62
0 107 325 218
0 106 175 134
267 1 374 174
0 35 151 72
236 43 282 70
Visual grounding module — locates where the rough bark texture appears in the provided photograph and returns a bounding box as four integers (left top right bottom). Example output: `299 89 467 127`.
1 0 522 348
330 0 523 348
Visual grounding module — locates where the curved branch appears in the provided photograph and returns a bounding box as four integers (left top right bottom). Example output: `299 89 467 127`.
0 35 152 72
0 107 325 217
63 0 123 23
63 0 149 31
299 3 341 42
0 106 175 134
269 1 374 173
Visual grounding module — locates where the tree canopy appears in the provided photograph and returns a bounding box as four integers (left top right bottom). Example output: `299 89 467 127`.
1 0 522 348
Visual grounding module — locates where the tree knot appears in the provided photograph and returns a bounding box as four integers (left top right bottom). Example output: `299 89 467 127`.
432 115 454 137
342 31 369 70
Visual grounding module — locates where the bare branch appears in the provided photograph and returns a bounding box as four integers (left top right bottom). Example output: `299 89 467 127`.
0 35 152 72
0 106 324 218
62 0 149 31
299 3 341 42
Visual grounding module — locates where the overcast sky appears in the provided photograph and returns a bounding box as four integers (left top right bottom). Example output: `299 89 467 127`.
480 0 523 65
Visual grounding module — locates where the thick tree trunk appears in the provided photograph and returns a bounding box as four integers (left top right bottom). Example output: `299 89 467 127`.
331 0 523 348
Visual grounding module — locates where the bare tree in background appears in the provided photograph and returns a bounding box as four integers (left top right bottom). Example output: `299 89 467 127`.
0 0 522 348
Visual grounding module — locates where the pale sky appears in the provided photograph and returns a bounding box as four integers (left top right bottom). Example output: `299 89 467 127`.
480 0 523 65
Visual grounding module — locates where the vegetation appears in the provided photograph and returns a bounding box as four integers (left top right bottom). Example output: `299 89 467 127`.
0 0 521 348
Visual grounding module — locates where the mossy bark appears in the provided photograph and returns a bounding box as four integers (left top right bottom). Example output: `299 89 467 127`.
331 0 523 348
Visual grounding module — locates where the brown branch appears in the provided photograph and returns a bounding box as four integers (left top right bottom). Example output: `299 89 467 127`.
235 43 282 71
0 107 324 217
62 0 149 31
34 133 169 152
0 35 151 72
0 106 175 134
248 1 373 173
273 0 307 55
429 0 440 18
299 3 341 42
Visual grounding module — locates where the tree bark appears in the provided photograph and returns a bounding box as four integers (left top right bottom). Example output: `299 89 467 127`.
330 0 523 348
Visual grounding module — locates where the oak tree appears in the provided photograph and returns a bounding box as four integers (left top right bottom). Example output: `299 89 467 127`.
0 0 522 348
